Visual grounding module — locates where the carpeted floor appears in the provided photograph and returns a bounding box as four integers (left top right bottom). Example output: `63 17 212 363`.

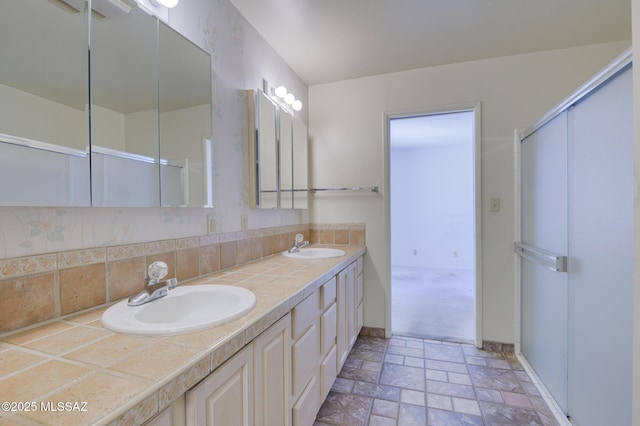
391 267 475 343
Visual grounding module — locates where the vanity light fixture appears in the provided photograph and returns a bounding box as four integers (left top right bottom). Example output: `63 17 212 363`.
284 93 295 105
274 86 288 98
149 0 179 7
134 0 175 21
270 84 303 112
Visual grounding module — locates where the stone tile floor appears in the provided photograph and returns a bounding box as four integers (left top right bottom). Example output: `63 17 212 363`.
315 335 561 426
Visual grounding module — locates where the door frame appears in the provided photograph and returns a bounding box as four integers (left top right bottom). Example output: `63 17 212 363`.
383 102 482 347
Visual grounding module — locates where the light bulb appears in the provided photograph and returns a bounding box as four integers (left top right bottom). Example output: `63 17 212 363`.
284 93 295 105
150 0 179 7
274 86 287 98
292 100 302 111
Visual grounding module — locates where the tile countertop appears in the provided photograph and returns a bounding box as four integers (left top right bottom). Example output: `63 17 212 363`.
0 244 366 426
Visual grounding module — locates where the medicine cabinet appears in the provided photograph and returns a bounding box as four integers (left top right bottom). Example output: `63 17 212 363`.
0 0 212 207
248 90 308 209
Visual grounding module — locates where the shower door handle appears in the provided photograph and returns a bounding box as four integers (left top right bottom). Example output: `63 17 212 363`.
514 242 567 272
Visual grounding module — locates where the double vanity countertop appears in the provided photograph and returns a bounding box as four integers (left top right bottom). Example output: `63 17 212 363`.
0 244 366 426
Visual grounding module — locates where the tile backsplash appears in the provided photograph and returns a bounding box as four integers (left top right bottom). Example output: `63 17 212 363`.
0 223 365 335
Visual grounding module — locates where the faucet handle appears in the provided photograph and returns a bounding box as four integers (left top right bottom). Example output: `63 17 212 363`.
294 233 304 244
148 261 169 282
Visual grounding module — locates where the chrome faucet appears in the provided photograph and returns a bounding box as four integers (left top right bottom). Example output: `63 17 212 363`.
288 233 309 253
127 261 178 306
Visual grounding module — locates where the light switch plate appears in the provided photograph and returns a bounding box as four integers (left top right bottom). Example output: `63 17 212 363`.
490 197 501 212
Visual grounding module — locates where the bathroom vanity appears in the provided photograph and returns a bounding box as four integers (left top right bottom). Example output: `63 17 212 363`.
0 245 365 426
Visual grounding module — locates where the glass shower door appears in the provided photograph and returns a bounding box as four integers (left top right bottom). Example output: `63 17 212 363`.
520 111 568 413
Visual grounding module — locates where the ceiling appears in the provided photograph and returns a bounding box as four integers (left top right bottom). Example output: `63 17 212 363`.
228 0 631 86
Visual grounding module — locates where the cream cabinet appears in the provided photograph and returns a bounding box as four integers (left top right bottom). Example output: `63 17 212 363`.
186 315 291 426
337 258 364 371
291 289 320 426
144 397 185 426
155 255 364 426
254 315 292 426
186 345 254 426
290 276 340 425
319 277 338 401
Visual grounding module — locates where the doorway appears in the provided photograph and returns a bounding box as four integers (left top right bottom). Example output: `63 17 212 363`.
388 109 479 344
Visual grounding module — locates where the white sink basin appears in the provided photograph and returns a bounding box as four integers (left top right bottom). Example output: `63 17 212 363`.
282 248 346 259
101 285 256 335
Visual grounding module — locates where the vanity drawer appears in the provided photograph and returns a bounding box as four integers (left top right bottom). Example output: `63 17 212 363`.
292 291 319 340
320 345 337 401
292 376 319 426
291 322 319 398
321 302 337 355
320 277 336 311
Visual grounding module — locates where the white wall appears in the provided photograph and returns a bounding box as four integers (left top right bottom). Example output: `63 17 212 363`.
391 143 474 269
0 83 87 150
308 41 630 343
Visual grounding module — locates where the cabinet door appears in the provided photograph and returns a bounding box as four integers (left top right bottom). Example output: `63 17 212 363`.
292 376 319 426
320 345 337 401
321 302 337 356
186 345 254 426
346 262 357 349
254 315 291 426
336 267 349 370
144 407 172 426
291 322 319 399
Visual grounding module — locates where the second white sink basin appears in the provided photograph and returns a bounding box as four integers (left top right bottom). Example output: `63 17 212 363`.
282 248 346 259
101 285 256 335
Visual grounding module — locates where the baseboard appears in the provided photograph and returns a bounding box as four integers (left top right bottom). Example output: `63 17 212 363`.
359 326 385 338
482 340 515 353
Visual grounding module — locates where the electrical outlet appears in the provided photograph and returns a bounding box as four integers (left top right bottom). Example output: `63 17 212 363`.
207 215 216 234
490 197 501 212
453 250 459 258
413 249 418 256
240 215 248 231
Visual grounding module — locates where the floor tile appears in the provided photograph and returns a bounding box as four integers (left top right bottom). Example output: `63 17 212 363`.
426 380 476 399
424 341 465 363
369 415 396 426
316 392 372 426
331 377 355 393
352 381 400 401
480 401 543 425
372 398 399 418
398 403 427 425
315 335 560 426
428 407 484 426
338 366 379 383
467 364 524 392
400 389 425 406
452 397 481 416
380 364 425 391
427 393 452 410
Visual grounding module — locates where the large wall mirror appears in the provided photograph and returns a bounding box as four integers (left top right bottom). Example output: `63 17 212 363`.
249 90 278 209
0 0 90 206
248 89 308 209
0 0 212 208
